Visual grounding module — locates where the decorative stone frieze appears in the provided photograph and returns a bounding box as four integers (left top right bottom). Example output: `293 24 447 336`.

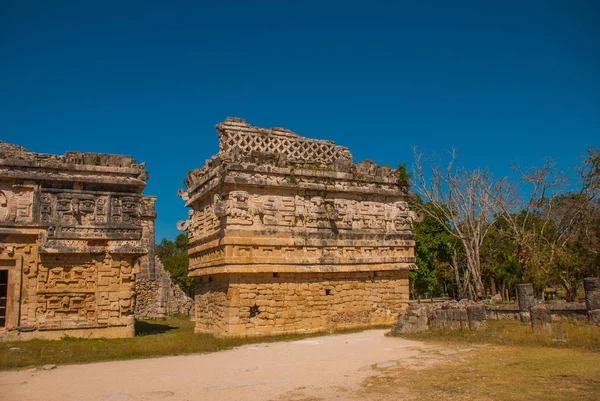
180 117 420 337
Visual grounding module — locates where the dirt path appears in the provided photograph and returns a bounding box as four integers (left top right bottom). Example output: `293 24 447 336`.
0 330 433 401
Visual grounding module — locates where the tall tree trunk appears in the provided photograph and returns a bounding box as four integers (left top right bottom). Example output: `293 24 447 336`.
451 251 462 299
460 267 471 299
465 247 486 300
560 276 576 302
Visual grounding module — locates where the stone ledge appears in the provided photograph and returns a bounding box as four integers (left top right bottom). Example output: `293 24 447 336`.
189 263 416 276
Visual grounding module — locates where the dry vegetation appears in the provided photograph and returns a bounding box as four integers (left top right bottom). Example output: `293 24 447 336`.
362 345 600 401
362 320 600 400
399 319 600 351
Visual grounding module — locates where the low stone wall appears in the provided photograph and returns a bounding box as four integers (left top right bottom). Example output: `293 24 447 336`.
392 301 486 335
485 302 587 322
135 257 195 319
393 299 589 335
485 305 520 320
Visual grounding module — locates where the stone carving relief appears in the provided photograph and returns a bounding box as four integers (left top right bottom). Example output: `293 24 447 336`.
112 196 139 225
0 190 7 221
39 192 143 227
36 293 97 321
228 191 253 225
187 191 421 239
37 264 96 291
0 185 34 223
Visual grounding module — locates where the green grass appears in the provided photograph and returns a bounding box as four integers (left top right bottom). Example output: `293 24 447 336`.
0 317 393 370
396 319 600 351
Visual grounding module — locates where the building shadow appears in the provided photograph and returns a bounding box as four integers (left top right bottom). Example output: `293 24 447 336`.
135 320 176 336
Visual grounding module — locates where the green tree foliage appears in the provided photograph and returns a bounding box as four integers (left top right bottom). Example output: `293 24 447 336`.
396 162 411 187
411 209 455 298
155 233 194 297
481 219 522 300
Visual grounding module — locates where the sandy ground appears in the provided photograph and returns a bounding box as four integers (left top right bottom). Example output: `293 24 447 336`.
0 330 430 401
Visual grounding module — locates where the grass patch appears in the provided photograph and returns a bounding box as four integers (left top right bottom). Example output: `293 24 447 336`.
363 345 600 401
0 317 392 370
397 319 600 351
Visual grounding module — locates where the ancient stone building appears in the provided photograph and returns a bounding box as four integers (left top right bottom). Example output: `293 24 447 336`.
0 142 156 340
178 117 420 337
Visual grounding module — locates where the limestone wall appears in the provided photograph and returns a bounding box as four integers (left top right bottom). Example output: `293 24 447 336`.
195 270 409 337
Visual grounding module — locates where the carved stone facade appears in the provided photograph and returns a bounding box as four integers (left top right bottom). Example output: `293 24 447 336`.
180 117 420 337
0 142 155 340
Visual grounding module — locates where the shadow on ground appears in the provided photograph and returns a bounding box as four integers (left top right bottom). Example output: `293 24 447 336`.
135 320 177 336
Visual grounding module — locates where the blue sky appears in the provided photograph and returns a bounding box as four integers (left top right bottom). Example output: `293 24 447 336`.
1 1 598 241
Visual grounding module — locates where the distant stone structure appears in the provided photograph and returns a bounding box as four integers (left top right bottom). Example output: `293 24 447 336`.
135 256 195 319
179 117 420 337
0 142 156 340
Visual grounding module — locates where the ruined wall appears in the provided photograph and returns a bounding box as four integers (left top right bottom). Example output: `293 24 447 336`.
180 118 420 337
0 142 155 340
135 256 194 319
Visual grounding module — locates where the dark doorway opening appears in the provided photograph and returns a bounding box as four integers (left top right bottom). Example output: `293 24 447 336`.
0 270 7 327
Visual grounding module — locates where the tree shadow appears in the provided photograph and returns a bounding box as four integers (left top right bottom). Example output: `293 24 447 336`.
135 320 176 336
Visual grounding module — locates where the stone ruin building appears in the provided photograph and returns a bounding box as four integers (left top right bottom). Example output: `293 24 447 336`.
0 142 156 340
135 256 195 319
178 117 420 337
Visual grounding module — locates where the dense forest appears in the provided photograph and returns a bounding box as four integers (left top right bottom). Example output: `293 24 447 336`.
157 147 599 302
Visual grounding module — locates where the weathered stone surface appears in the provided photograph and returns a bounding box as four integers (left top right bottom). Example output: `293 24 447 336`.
517 284 535 311
531 305 552 332
135 257 194 319
393 301 487 334
430 307 469 330
517 283 535 323
584 278 600 310
584 277 600 326
466 305 487 329
182 118 419 337
485 304 520 320
589 310 600 326
0 142 156 340
391 303 437 335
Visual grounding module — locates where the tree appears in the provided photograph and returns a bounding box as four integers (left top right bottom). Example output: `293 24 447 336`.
480 218 522 301
411 148 509 300
489 148 600 300
155 233 194 297
411 203 456 298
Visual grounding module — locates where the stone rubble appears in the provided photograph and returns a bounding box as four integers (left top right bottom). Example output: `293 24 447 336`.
134 257 194 319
